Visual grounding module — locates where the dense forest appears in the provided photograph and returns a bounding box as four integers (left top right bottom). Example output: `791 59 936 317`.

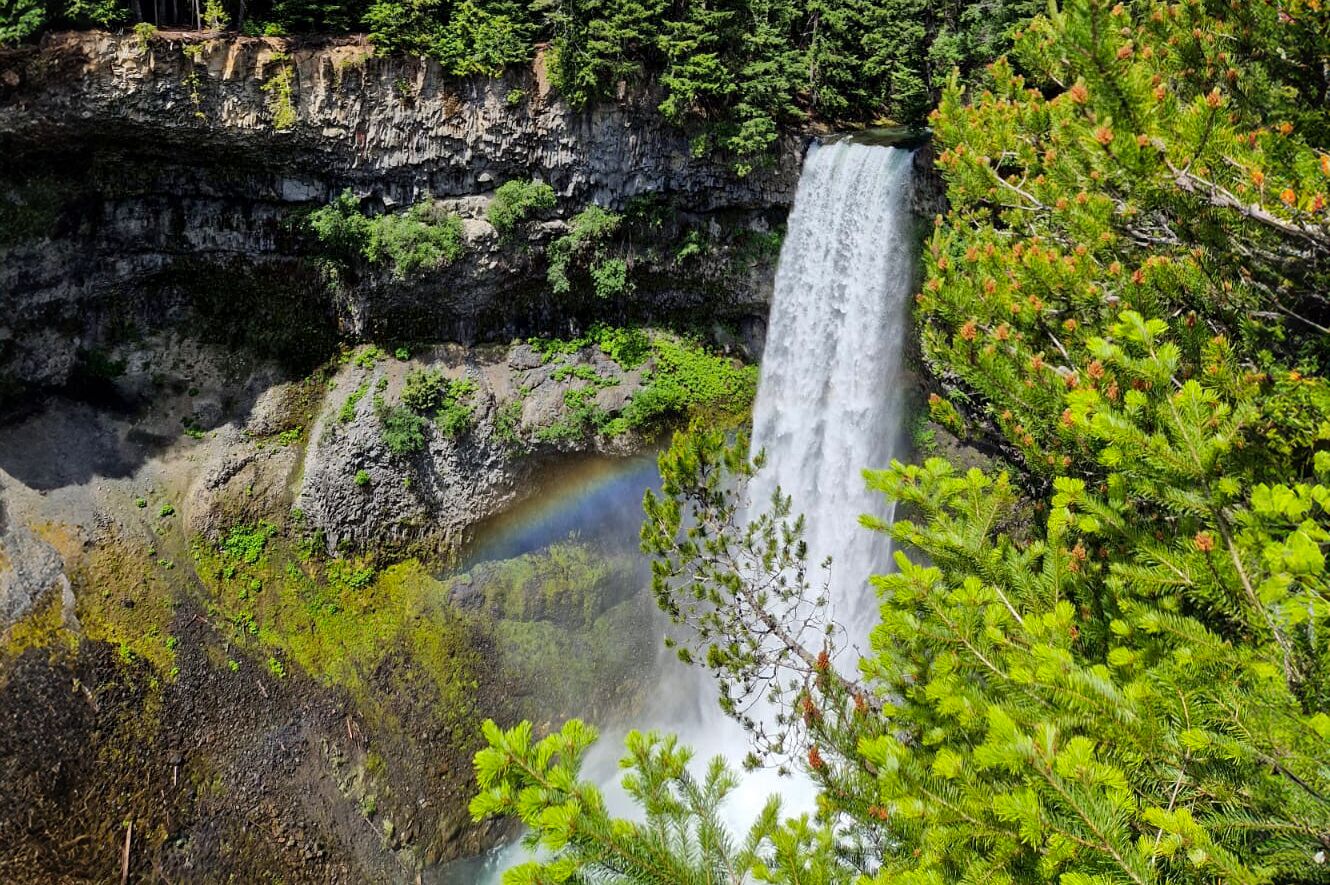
468 0 1330 881
0 0 1035 164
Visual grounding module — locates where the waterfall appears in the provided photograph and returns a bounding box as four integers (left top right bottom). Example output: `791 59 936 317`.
445 140 917 883
748 141 918 656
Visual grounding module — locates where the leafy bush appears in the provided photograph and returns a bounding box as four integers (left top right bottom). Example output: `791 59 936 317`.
606 335 756 435
592 325 650 369
386 368 477 447
308 190 372 264
364 202 465 277
131 20 156 51
547 206 624 296
309 191 466 278
400 367 447 413
0 0 43 45
589 257 629 299
435 398 473 437
379 404 428 453
486 179 556 236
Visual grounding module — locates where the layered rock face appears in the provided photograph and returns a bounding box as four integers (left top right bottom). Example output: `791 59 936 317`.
0 32 802 394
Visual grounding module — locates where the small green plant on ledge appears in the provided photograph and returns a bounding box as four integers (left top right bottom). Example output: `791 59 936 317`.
338 380 370 423
547 205 628 299
261 52 297 130
486 179 555 237
202 0 227 29
378 368 478 453
309 191 466 279
181 43 207 121
527 327 756 442
132 21 157 53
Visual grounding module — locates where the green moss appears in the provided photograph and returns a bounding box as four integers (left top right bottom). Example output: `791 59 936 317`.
339 381 370 423
54 541 183 674
0 591 76 670
466 541 626 625
193 535 482 721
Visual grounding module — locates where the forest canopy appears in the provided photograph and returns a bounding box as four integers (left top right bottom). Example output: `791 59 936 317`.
0 0 1035 164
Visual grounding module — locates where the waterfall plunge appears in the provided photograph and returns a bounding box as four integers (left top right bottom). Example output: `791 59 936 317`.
661 139 920 827
618 140 919 834
448 140 917 882
748 141 917 654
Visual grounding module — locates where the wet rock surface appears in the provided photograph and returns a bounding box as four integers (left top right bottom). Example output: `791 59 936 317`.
0 333 661 881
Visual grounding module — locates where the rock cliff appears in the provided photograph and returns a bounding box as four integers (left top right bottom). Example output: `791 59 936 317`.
0 31 802 396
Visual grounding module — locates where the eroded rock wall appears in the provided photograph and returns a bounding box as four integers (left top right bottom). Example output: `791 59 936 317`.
0 32 802 395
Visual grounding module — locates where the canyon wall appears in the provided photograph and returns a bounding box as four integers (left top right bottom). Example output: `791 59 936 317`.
0 31 803 394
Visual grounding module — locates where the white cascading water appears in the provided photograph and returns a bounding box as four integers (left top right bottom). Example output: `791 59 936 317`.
652 140 920 825
451 140 916 883
748 140 917 655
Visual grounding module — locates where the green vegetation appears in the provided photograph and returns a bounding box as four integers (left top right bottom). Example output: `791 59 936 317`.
352 344 387 368
528 328 757 442
4 0 1028 170
193 534 483 717
378 404 428 453
309 190 466 279
338 380 370 423
131 20 157 50
378 367 477 452
353 469 370 487
485 179 555 237
260 53 296 129
475 1 1330 882
493 398 524 450
547 205 625 298
606 334 756 436
0 0 43 43
202 0 227 27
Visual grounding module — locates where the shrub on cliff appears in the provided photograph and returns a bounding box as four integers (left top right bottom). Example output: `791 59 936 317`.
486 179 556 237
309 191 466 279
381 368 476 450
547 205 628 298
0 0 43 44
